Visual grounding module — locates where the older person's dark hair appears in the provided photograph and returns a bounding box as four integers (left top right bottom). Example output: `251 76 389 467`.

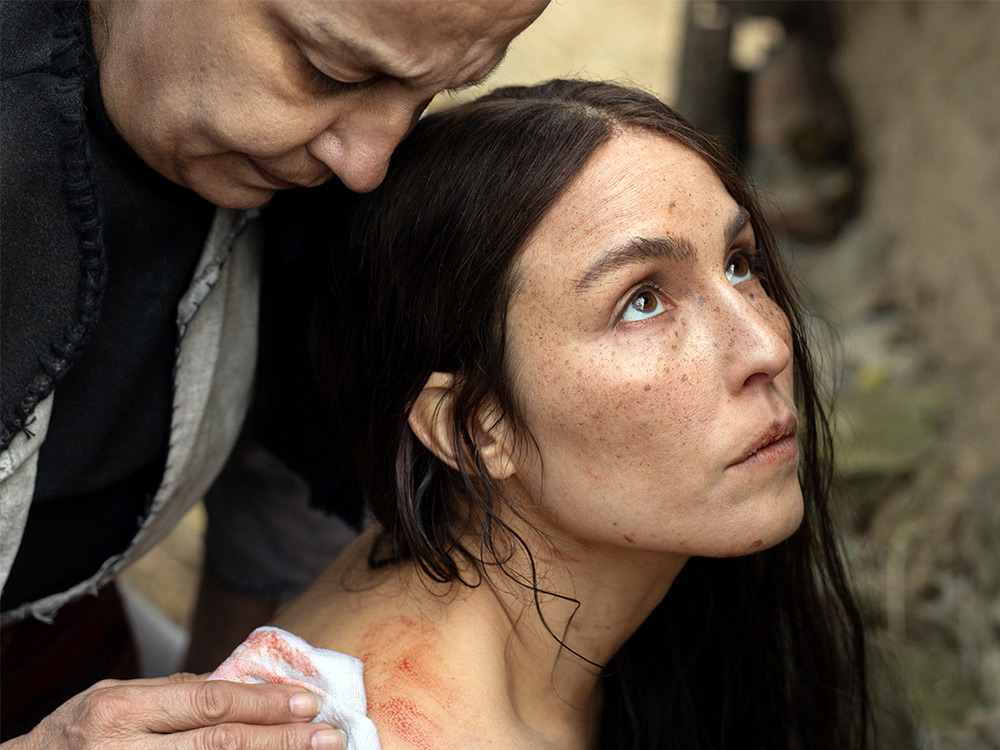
314 79 870 749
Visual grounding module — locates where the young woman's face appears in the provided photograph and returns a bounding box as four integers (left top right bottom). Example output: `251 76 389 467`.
502 131 803 559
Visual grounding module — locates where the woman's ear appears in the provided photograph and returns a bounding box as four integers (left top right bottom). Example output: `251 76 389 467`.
409 372 461 471
472 400 517 481
408 373 516 480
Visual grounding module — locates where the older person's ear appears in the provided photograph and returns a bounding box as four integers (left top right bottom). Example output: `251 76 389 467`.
408 372 516 480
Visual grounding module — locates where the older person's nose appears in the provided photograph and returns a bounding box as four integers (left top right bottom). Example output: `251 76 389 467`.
307 100 422 193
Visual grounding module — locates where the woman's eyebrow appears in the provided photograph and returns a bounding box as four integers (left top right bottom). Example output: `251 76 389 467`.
573 235 696 293
726 206 752 245
572 208 751 294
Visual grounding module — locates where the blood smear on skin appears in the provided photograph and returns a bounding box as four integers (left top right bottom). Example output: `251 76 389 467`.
395 655 421 681
368 696 441 750
359 615 457 745
355 615 430 662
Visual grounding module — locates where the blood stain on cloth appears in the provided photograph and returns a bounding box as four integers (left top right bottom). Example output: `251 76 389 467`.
238 628 320 677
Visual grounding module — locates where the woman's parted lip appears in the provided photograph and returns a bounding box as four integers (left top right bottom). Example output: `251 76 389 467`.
728 415 799 468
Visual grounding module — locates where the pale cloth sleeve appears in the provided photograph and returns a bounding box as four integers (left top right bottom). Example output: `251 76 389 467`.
209 626 381 750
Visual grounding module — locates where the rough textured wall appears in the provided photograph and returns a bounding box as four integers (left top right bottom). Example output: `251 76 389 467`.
830 2 1000 745
431 0 686 107
834 0 1000 459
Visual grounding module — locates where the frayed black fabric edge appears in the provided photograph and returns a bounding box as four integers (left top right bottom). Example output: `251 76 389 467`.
0 2 107 452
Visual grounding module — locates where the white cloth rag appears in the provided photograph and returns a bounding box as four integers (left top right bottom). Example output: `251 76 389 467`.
209 626 381 750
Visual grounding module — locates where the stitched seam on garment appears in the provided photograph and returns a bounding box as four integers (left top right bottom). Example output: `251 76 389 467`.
159 208 258 504
0 3 107 452
0 209 260 623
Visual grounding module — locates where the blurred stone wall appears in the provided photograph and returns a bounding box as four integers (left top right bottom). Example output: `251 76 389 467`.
833 1 1000 461
804 3 1000 747
430 0 687 107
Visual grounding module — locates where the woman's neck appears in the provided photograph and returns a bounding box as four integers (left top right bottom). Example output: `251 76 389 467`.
276 527 687 748
474 524 688 724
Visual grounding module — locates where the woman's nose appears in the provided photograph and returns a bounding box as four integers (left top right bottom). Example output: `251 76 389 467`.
717 288 793 394
306 99 422 193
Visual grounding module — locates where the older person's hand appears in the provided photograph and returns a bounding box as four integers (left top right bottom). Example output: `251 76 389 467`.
1 673 345 750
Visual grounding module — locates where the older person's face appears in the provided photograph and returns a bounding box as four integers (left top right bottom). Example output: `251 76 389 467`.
501 131 803 560
92 0 545 208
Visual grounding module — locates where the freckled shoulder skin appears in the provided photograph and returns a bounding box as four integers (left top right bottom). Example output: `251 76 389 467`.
273 530 521 749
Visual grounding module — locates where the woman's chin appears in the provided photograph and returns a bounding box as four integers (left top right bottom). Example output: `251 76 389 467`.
703 485 805 558
744 486 804 554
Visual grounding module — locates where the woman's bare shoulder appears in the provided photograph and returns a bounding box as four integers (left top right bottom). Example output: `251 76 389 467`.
273 534 515 748
350 609 490 748
288 598 505 747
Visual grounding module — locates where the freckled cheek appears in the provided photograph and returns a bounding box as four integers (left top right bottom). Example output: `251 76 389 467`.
755 293 793 343
517 346 713 458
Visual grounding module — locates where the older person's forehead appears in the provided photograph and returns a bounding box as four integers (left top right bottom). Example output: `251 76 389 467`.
285 0 545 87
289 0 545 46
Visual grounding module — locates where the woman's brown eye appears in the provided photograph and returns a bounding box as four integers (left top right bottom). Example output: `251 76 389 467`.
726 254 753 285
634 292 655 310
621 290 665 323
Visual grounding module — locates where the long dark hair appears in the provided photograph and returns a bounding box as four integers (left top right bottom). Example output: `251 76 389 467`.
315 80 869 749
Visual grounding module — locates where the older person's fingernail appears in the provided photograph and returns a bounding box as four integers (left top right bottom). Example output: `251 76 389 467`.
290 691 320 718
313 728 347 750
